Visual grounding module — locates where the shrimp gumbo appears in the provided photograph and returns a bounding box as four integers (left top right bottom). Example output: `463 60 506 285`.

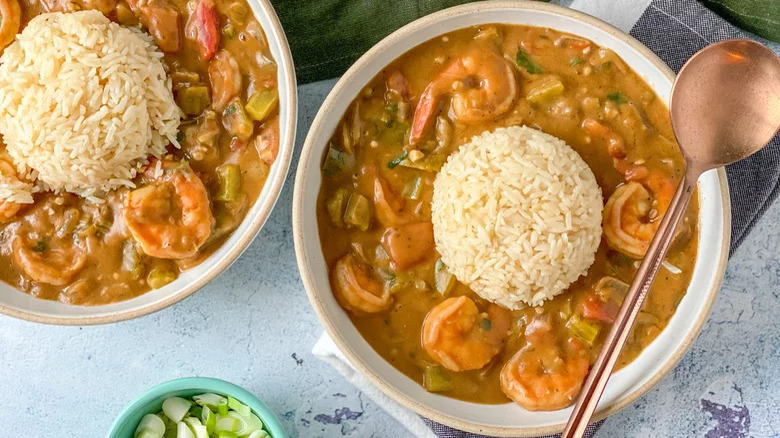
317 25 699 410
0 0 280 304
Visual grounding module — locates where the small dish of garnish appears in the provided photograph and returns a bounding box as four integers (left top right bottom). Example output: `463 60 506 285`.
107 377 286 438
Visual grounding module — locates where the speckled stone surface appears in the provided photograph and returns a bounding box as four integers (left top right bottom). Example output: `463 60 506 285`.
1 79 779 438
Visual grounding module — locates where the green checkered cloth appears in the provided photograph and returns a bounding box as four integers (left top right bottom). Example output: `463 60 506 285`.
270 0 778 83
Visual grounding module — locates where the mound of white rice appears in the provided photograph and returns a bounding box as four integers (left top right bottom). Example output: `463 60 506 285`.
0 11 181 200
431 126 603 309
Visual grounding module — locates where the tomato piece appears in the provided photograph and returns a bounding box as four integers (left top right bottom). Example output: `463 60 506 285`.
580 295 619 323
187 0 219 60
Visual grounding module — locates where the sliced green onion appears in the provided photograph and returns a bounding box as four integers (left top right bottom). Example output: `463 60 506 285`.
225 411 251 434
176 422 195 438
516 48 543 74
248 431 269 438
217 432 238 438
162 397 192 423
192 393 228 411
479 318 492 331
606 92 628 104
135 413 165 438
136 430 162 438
387 150 408 169
182 418 208 438
215 415 239 433
217 403 229 416
201 407 216 435
188 405 202 420
227 396 251 418
569 56 584 66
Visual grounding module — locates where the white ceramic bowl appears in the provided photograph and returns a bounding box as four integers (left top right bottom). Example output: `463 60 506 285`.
293 1 731 435
0 0 297 325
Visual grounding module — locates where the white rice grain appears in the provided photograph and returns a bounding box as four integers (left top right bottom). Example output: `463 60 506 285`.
0 11 181 200
431 126 603 309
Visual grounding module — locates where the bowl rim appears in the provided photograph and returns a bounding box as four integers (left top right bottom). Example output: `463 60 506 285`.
105 377 288 438
292 1 732 435
0 0 298 326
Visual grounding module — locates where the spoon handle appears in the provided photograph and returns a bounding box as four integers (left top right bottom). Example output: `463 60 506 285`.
562 169 700 438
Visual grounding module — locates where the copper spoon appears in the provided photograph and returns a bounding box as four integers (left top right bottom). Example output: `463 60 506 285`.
563 39 780 438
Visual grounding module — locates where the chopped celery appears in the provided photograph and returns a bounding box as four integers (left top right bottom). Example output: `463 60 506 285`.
215 164 241 202
321 142 355 175
227 396 250 418
515 48 543 74
423 365 452 392
399 153 447 172
147 266 177 289
434 259 455 295
135 414 166 437
162 397 192 423
607 92 628 104
526 76 564 103
176 86 210 116
387 151 408 169
566 315 601 345
245 90 278 122
343 193 371 231
401 177 423 200
222 97 254 141
325 187 350 227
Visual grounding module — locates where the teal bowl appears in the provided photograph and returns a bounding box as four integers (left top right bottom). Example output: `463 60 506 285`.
107 377 287 438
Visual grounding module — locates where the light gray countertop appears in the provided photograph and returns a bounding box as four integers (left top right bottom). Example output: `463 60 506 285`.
1 77 778 438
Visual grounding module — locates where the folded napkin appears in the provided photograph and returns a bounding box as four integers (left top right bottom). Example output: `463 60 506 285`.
313 0 780 436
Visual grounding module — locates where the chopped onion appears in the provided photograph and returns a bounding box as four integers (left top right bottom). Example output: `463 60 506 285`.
662 260 682 274
163 397 193 423
134 413 165 437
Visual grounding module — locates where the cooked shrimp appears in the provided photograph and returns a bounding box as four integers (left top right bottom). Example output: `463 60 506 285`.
582 118 650 181
12 233 86 286
409 49 518 144
332 253 391 314
122 160 213 259
602 172 675 258
422 296 511 371
209 50 241 111
0 0 20 51
500 344 589 411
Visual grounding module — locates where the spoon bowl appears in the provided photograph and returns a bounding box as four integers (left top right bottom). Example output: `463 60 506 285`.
671 40 780 168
